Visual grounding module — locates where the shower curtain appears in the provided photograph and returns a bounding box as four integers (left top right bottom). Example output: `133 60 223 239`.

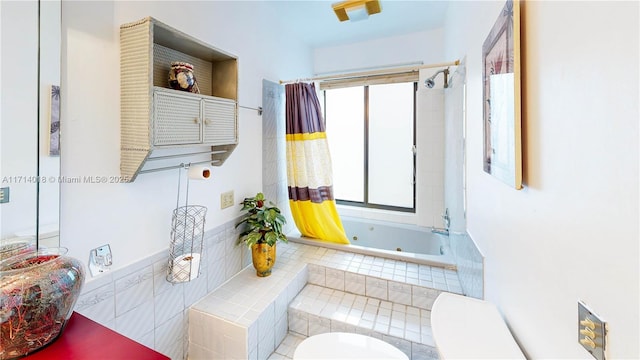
285 82 349 244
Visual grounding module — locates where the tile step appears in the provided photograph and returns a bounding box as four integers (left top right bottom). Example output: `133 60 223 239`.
307 262 459 312
287 284 440 360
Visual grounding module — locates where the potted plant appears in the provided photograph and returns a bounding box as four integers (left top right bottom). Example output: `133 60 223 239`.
236 192 287 277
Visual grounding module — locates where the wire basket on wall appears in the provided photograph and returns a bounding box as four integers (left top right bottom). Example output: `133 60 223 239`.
166 166 207 283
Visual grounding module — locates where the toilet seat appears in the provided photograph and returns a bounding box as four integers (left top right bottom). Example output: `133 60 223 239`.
293 332 408 360
431 293 526 359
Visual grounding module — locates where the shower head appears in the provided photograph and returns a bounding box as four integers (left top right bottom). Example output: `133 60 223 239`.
425 68 450 89
425 78 436 88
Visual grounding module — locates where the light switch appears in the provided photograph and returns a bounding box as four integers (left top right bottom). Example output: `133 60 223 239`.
0 187 9 203
221 190 234 209
578 300 607 360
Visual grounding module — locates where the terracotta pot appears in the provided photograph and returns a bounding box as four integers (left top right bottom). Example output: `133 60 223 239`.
0 248 84 359
251 243 276 277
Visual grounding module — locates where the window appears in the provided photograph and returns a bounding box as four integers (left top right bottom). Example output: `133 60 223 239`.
324 82 416 212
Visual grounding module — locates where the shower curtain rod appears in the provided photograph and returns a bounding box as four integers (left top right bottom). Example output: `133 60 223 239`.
279 59 460 85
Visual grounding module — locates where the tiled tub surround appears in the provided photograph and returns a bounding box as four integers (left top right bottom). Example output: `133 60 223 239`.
449 232 484 299
188 241 462 359
74 218 250 360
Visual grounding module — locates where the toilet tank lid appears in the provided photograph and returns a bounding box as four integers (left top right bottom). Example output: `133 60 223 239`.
431 292 526 359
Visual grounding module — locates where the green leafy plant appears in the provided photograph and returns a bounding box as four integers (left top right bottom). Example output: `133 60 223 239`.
236 192 287 247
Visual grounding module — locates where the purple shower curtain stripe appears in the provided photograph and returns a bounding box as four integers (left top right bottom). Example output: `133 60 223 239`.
285 82 326 135
288 185 335 203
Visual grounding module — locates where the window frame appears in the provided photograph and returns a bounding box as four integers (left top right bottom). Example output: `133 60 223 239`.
323 82 417 213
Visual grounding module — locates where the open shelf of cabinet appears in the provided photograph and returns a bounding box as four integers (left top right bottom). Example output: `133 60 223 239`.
120 16 238 182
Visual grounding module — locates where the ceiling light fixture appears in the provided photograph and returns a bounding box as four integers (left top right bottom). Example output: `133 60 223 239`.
332 0 381 22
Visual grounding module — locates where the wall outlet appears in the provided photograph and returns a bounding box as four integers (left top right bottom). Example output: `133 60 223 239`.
221 190 234 209
0 187 9 203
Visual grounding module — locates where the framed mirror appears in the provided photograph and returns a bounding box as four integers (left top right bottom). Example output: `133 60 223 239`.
482 0 522 190
0 0 61 250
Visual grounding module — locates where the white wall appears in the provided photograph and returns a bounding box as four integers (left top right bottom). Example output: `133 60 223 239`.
61 1 312 270
313 29 445 74
444 1 639 358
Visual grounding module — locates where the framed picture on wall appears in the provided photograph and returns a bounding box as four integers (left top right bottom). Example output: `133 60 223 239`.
49 85 60 156
482 0 522 189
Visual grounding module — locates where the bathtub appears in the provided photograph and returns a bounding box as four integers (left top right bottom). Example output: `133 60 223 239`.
288 216 456 269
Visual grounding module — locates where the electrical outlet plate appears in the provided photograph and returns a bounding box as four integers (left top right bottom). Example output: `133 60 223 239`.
578 300 607 360
221 190 234 209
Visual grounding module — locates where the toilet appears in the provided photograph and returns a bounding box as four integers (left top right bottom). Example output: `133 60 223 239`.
431 292 526 359
293 332 408 360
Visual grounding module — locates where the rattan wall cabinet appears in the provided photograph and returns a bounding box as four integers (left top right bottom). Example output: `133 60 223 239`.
120 17 238 182
153 88 236 146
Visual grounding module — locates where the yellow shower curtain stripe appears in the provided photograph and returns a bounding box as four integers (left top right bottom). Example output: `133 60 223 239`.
286 132 327 141
285 82 348 245
288 199 349 244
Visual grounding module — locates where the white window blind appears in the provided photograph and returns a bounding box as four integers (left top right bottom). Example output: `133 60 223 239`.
319 71 419 90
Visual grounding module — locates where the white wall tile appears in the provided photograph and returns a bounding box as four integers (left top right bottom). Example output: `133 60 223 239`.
275 314 288 350
75 282 115 325
225 242 243 280
365 276 388 300
388 281 412 306
188 342 219 360
207 255 227 292
183 271 209 308
274 290 288 322
154 281 185 327
225 335 249 360
258 302 275 344
155 312 186 345
325 268 345 291
155 313 185 359
115 300 155 343
308 314 331 336
257 327 276 360
288 309 308 336
153 258 176 296
307 263 325 286
344 272 366 295
452 232 484 299
412 343 439 360
138 330 156 352
247 321 259 355
115 267 154 316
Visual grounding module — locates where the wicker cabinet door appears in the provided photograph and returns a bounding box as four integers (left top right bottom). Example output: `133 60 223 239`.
153 90 202 146
202 97 237 145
